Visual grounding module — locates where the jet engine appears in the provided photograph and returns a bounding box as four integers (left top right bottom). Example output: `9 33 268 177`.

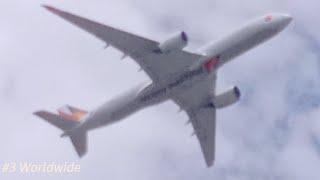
158 31 188 53
212 86 240 109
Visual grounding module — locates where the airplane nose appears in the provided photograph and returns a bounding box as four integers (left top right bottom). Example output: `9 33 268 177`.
282 14 293 26
262 13 292 35
270 13 293 31
263 13 292 30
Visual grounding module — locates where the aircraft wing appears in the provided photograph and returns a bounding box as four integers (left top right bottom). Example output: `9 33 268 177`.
43 5 203 81
172 74 216 167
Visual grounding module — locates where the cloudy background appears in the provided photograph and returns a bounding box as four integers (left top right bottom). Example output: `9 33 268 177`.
0 0 320 179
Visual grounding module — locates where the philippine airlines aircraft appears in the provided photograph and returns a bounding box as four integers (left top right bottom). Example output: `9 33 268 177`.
34 5 292 167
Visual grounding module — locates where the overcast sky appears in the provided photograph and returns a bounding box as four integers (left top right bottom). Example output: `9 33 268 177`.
1 0 320 179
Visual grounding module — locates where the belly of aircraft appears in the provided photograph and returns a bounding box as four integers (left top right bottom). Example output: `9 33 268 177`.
139 68 208 105
83 67 208 131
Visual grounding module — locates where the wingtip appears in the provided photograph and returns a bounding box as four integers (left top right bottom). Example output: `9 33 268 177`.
41 4 52 10
205 159 214 168
78 151 87 158
33 111 43 116
41 4 59 13
206 162 213 168
33 110 52 118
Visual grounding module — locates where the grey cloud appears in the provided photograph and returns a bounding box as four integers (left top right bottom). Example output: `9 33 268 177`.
1 0 320 180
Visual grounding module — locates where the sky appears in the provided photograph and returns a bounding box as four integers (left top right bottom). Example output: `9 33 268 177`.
0 0 320 179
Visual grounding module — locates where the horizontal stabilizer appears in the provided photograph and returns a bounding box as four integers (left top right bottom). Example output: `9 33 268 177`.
33 111 79 130
34 105 89 157
34 105 87 130
70 130 88 157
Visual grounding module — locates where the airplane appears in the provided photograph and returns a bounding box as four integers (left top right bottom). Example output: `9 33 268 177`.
34 5 292 167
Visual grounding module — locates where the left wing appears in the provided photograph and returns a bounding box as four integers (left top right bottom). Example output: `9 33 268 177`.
43 5 203 81
172 74 216 167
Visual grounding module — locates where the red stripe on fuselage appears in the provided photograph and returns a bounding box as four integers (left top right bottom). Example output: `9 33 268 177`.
203 56 220 72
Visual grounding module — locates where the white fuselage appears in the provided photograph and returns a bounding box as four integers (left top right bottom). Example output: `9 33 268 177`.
79 13 292 131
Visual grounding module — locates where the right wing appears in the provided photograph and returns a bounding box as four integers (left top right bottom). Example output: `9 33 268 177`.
172 74 216 167
43 5 204 81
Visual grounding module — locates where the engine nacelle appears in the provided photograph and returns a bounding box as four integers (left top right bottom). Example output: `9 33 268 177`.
158 31 188 53
212 86 240 109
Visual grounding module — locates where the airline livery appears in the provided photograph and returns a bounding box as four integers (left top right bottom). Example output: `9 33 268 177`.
35 5 292 167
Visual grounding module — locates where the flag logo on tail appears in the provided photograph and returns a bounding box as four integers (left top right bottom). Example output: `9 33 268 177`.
57 105 88 122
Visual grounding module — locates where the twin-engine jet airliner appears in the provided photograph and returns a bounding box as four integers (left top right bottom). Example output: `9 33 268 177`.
34 5 292 167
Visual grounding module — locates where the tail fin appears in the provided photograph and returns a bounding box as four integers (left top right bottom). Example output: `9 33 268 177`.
57 105 88 122
34 105 88 157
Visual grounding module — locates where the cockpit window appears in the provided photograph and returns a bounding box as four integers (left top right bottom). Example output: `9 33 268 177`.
264 15 273 22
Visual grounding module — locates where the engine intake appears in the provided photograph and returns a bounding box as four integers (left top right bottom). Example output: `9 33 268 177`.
158 31 188 53
212 86 240 109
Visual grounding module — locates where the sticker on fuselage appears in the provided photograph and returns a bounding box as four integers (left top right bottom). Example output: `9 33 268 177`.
203 56 220 72
265 15 273 22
